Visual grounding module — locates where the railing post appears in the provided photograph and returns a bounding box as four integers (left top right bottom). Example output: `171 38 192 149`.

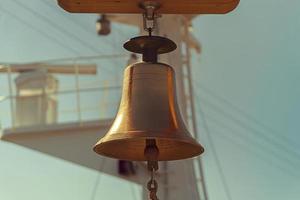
7 65 16 129
100 80 109 119
74 61 82 125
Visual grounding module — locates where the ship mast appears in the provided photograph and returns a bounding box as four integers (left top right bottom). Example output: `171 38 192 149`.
155 15 208 200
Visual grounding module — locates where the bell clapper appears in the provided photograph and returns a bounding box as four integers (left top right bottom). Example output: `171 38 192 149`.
145 139 159 200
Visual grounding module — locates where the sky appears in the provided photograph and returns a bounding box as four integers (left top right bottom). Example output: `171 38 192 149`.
0 0 300 200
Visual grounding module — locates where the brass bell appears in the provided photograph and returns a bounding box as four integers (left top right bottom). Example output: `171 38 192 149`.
93 36 204 161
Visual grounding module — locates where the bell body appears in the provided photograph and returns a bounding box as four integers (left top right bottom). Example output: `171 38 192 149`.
94 62 204 161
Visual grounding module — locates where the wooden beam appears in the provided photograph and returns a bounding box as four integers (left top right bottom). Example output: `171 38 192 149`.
57 0 240 14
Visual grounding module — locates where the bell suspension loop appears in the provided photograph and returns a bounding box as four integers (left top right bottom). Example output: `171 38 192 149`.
121 2 177 63
139 1 161 36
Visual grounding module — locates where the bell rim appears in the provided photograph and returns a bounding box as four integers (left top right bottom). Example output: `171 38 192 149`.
93 136 204 161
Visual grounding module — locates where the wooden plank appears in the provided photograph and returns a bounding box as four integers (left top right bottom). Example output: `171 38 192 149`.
57 0 240 14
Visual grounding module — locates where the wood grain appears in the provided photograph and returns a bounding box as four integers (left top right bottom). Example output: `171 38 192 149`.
57 0 240 14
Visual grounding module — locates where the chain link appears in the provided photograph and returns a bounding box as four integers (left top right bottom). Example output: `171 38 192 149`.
147 168 159 200
144 140 159 200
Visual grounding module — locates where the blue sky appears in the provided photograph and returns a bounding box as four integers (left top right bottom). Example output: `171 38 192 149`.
0 0 300 200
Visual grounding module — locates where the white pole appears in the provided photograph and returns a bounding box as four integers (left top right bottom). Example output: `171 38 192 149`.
158 15 200 200
183 19 209 200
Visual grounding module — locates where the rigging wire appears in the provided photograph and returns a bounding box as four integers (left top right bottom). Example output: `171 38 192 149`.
1 8 81 55
198 96 300 167
197 110 300 178
194 92 300 194
1 7 128 75
1 7 129 75
90 159 107 200
194 94 233 200
190 52 300 172
41 0 131 49
190 46 299 162
13 0 135 77
197 84 299 149
13 0 106 54
46 0 130 37
193 84 300 167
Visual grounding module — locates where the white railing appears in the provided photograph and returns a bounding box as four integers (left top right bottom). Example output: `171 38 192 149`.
0 54 128 129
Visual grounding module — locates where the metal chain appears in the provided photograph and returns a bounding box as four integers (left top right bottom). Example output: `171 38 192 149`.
147 168 159 200
144 139 160 200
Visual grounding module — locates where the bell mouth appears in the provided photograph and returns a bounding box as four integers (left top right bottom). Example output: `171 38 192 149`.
93 135 204 161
